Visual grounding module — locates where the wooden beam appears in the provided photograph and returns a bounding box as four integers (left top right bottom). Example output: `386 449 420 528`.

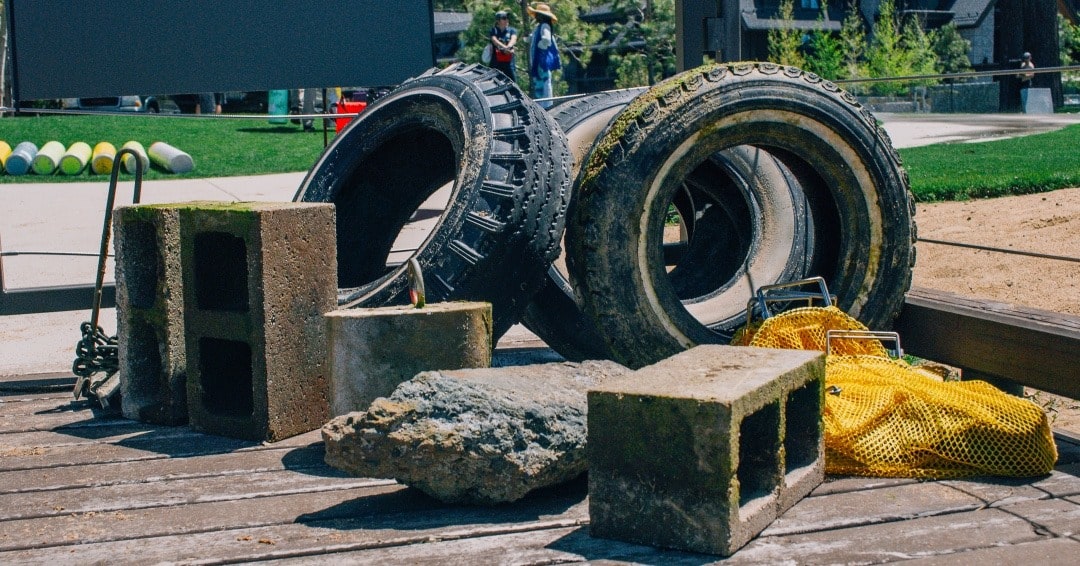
895 287 1080 400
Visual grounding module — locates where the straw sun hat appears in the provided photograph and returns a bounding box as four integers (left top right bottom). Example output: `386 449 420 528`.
527 3 558 23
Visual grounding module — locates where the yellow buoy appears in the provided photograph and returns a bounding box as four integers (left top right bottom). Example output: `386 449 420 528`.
0 141 12 173
91 141 116 174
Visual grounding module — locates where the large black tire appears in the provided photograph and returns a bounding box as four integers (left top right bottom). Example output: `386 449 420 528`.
523 89 813 361
566 63 915 369
521 89 646 361
294 63 572 339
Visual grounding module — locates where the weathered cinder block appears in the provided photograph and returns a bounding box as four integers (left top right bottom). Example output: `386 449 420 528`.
326 301 492 416
181 202 337 441
587 345 825 556
115 204 187 425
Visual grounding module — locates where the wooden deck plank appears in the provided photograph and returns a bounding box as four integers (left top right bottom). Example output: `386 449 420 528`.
1002 497 1080 538
0 469 386 522
729 506 1050 565
0 488 591 563
0 392 72 409
942 469 1080 508
893 537 1080 565
0 442 332 494
0 409 132 434
762 482 983 536
0 426 318 472
0 484 407 553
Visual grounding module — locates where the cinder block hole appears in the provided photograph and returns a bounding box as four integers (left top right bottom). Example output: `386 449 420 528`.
198 338 253 417
125 320 163 406
194 231 248 312
125 220 160 309
737 401 781 508
785 382 823 472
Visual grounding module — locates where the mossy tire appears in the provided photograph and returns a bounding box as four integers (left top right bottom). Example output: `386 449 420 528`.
566 63 915 368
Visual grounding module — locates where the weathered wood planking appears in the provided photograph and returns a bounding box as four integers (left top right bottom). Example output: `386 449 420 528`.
897 287 1080 399
3 374 1080 564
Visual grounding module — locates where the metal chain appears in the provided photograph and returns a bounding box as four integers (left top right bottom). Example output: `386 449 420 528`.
71 148 143 404
72 322 119 399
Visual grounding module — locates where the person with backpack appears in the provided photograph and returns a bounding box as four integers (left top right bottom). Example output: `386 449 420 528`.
489 10 518 82
528 3 560 108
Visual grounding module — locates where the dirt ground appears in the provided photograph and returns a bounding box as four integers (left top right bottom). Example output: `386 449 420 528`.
912 187 1080 435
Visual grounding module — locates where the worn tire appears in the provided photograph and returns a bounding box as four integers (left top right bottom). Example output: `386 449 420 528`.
295 63 572 338
523 88 812 361
567 63 915 368
521 89 646 361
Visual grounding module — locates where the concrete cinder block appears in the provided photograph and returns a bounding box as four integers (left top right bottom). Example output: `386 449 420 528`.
115 205 188 425
326 302 492 416
1022 88 1053 114
181 202 337 441
587 345 825 556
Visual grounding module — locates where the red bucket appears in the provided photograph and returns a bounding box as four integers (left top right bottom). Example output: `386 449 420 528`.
335 100 368 133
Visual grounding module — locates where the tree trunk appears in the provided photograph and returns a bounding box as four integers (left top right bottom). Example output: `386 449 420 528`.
1023 0 1062 107
996 0 1062 111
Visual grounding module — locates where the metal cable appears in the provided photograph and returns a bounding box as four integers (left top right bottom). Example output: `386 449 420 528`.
918 237 1080 264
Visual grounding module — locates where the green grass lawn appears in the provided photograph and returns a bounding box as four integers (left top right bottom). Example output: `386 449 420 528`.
899 124 1080 202
0 114 330 182
2 114 1078 203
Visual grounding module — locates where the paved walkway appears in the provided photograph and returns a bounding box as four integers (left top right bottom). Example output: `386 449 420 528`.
2 112 1079 377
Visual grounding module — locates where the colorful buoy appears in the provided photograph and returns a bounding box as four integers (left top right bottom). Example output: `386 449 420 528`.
60 141 93 175
6 142 38 176
148 141 194 173
91 141 116 174
32 141 66 175
120 140 150 174
0 141 11 173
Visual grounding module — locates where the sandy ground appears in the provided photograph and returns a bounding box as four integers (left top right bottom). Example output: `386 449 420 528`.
913 187 1080 434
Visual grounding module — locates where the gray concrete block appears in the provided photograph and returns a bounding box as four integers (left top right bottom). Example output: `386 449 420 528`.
587 345 825 556
115 204 187 425
181 202 337 441
1022 88 1053 114
326 302 492 416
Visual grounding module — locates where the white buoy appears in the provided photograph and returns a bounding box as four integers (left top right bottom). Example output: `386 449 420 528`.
32 141 66 175
148 141 194 173
120 140 150 174
60 141 93 175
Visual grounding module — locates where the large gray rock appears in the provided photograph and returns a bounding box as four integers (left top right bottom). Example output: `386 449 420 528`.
322 360 630 504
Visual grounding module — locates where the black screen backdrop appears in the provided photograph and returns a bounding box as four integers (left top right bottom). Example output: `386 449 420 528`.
7 0 435 101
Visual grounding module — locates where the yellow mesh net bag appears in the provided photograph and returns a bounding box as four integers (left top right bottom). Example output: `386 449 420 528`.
741 306 1057 478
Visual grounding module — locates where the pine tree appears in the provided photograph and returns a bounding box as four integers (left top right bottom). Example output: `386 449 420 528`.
1060 14 1080 66
930 23 973 76
768 0 807 68
838 1 867 86
865 0 905 94
804 1 844 80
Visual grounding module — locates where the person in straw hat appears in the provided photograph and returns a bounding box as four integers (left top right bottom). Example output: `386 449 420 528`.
527 3 561 108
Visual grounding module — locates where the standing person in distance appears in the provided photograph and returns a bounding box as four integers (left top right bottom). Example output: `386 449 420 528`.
1018 51 1035 109
528 3 560 108
489 10 518 82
